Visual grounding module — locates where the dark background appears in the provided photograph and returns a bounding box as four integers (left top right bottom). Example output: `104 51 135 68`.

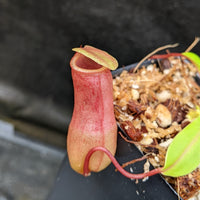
0 0 200 142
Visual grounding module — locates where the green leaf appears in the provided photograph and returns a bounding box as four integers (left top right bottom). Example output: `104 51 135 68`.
161 116 200 177
182 52 200 71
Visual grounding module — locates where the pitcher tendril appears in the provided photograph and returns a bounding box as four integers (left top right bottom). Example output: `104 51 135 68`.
83 146 162 179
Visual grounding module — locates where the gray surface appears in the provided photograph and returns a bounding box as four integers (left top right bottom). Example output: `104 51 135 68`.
0 119 65 200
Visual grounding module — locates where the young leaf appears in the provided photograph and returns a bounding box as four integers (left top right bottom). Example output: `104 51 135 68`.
72 45 118 70
161 116 200 177
182 52 200 71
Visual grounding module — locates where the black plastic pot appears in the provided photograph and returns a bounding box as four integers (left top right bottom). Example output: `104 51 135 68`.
47 60 187 200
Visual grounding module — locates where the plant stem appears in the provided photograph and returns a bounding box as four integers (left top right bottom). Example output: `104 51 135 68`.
133 43 179 72
185 37 200 52
83 146 162 179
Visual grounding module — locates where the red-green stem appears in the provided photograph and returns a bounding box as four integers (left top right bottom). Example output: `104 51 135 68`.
150 52 195 64
83 146 162 179
150 53 199 70
150 52 183 59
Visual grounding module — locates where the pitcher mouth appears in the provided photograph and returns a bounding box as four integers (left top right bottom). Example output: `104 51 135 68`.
70 52 107 73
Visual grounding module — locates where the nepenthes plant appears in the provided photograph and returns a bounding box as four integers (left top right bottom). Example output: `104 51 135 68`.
67 40 200 199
